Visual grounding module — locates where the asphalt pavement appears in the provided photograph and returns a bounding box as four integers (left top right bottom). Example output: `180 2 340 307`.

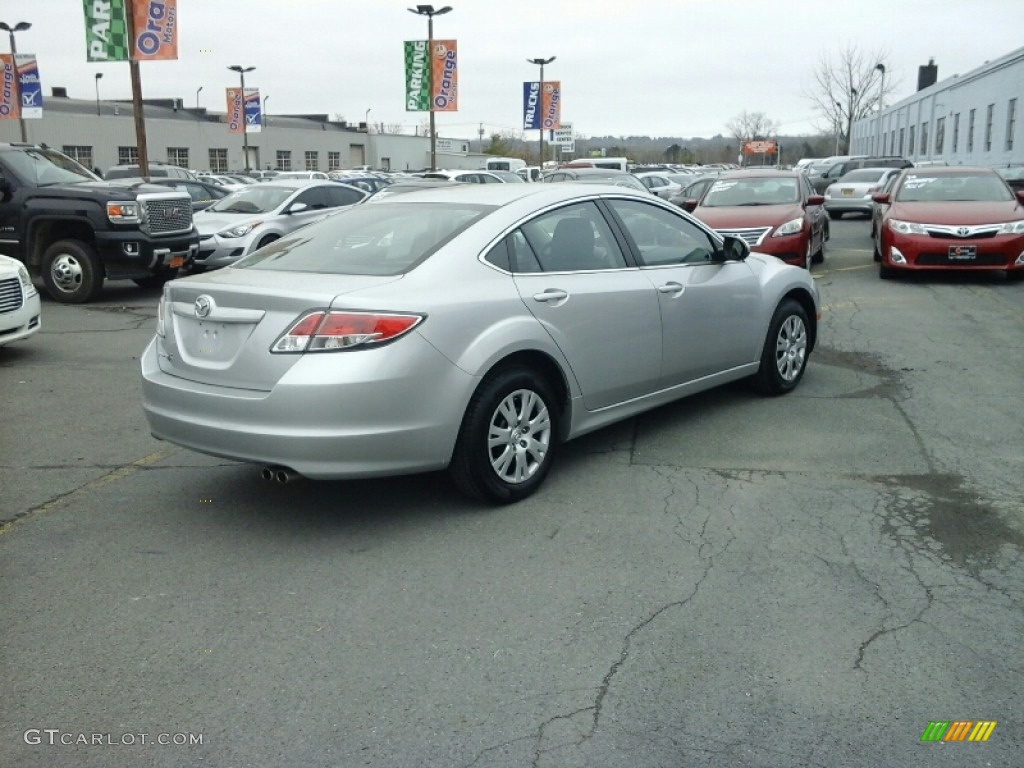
2 216 1022 767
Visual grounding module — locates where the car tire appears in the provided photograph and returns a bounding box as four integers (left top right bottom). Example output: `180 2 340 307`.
41 239 104 304
753 299 810 396
256 235 279 250
879 262 896 279
133 268 177 290
450 367 558 504
812 233 825 265
1006 270 1024 282
873 238 882 262
803 238 813 270
828 211 842 220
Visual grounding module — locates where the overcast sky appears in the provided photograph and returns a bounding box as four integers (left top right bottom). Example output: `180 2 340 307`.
10 0 1024 140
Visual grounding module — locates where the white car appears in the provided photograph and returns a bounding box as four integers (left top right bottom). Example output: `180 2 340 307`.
635 171 684 200
422 170 510 184
0 254 42 347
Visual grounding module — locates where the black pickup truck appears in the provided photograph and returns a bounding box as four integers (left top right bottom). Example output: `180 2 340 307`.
0 143 199 303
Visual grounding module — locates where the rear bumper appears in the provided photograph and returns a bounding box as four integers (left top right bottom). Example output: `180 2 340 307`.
140 334 480 479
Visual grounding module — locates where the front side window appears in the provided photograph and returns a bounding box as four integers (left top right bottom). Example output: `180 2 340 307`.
518 202 628 272
607 199 718 266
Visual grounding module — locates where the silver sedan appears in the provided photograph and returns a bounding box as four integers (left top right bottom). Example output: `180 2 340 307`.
142 184 819 503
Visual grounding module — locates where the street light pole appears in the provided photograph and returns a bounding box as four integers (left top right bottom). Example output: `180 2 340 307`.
833 100 842 155
0 20 31 142
196 85 203 110
228 65 255 173
875 63 886 156
263 94 269 128
528 56 556 168
95 72 103 117
408 5 452 172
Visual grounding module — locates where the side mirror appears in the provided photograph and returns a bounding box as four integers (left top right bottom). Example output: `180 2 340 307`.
871 192 891 204
718 234 750 262
806 194 825 206
682 199 698 212
287 202 308 214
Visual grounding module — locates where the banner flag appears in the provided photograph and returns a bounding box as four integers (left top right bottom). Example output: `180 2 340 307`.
226 87 244 134
131 0 179 60
431 40 457 112
83 0 129 62
244 88 261 133
404 41 429 112
542 81 561 130
523 81 540 130
15 54 43 118
0 55 19 119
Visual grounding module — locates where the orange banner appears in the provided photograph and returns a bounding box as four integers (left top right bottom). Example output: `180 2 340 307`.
132 0 179 60
0 55 18 120
431 40 457 112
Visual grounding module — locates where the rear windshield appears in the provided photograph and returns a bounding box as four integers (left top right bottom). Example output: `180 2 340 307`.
839 169 891 183
895 173 1013 203
234 202 495 275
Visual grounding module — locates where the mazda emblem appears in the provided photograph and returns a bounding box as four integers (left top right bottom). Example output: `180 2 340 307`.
194 295 213 319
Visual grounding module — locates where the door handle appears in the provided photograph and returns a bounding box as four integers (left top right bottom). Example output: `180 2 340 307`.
532 289 569 302
657 281 684 296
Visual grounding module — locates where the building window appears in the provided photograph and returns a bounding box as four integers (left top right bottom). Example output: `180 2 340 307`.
984 103 994 152
967 109 975 152
167 147 189 168
1006 98 1017 151
908 125 915 156
328 151 341 170
118 146 139 165
209 148 228 173
276 150 291 171
62 145 93 170
952 113 960 153
898 128 905 155
920 122 928 156
304 151 319 171
935 117 945 155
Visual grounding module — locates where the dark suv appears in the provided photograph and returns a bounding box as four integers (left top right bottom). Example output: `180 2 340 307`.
105 162 196 181
811 157 912 194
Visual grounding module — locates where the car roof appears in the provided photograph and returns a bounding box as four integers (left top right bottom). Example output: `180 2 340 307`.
902 166 997 175
365 180 652 207
248 179 333 190
716 169 802 179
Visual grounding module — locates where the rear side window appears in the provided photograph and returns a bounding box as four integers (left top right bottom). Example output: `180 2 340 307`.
236 202 494 275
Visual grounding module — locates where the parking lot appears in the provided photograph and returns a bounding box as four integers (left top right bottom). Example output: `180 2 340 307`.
2 217 1023 767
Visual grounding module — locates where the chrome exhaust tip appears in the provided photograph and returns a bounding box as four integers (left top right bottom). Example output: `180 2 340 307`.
260 466 276 481
275 468 299 484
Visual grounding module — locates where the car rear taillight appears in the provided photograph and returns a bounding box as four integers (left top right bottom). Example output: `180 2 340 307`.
271 311 424 353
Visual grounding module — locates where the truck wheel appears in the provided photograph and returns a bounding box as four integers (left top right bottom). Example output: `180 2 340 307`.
133 268 177 290
42 239 104 304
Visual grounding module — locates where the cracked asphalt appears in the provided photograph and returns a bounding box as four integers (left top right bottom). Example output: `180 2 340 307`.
2 218 1022 767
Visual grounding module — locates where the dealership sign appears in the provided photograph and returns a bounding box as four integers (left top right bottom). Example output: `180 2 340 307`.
523 81 561 130
743 140 778 154
404 39 458 112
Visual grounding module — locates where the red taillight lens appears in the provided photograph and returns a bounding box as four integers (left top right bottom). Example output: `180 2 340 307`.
271 311 423 353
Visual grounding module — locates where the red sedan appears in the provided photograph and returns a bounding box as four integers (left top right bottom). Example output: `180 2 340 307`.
872 167 1024 280
682 170 827 270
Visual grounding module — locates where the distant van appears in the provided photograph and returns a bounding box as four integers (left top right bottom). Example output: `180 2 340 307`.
485 157 526 173
562 157 630 172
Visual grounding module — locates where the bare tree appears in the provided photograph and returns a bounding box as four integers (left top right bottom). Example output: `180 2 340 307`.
806 45 898 154
725 111 779 143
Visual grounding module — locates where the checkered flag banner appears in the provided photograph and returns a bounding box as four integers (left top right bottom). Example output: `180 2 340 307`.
84 0 130 62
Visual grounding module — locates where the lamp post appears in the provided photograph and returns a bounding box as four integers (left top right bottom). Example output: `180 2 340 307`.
94 72 103 117
196 85 203 110
849 87 858 154
875 63 886 155
833 100 842 155
527 56 556 167
228 65 255 172
263 94 269 128
0 20 31 142
408 5 452 172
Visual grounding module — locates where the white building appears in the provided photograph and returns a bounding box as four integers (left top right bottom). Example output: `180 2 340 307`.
851 47 1023 167
0 91 489 173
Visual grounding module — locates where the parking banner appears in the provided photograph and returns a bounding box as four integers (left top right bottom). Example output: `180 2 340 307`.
244 88 261 133
542 81 561 130
522 82 540 130
404 41 430 112
16 54 43 118
83 0 129 62
0 55 18 119
131 0 179 61
226 87 244 134
431 40 457 112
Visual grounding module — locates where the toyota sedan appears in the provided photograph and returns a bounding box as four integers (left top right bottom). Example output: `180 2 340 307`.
872 167 1024 280
142 184 819 503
